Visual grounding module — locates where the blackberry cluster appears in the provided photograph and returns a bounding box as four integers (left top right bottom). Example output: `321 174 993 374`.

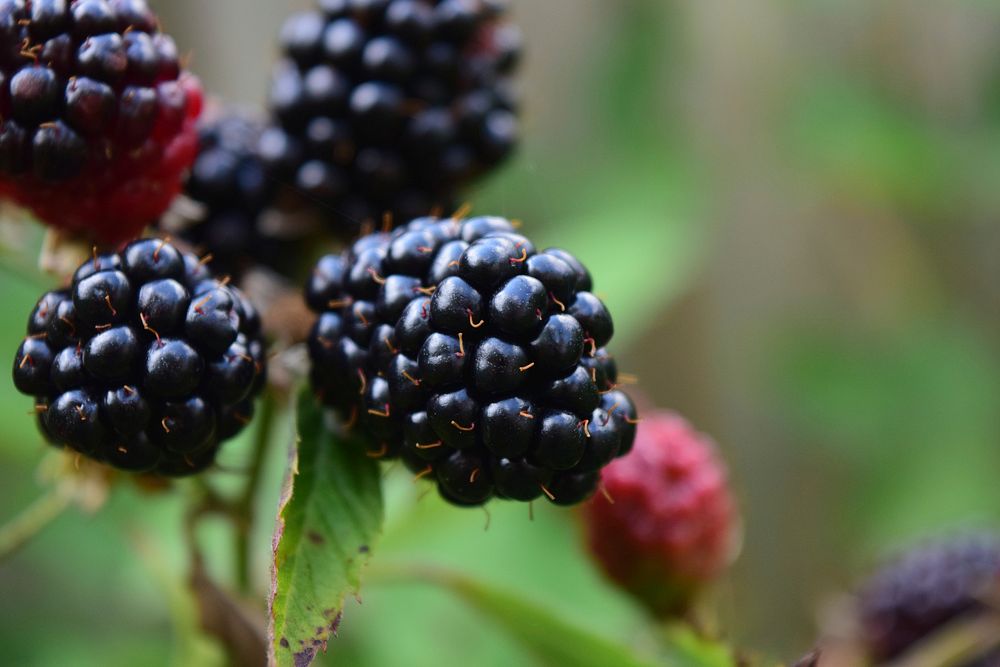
11 238 267 476
0 0 203 242
858 534 1000 663
306 216 637 507
268 0 520 231
178 113 301 278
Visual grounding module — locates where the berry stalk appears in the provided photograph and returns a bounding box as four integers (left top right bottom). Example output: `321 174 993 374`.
0 483 73 561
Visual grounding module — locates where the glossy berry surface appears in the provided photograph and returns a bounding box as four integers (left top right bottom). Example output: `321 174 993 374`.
0 0 203 242
306 215 634 507
857 535 1000 663
268 0 520 232
176 113 301 278
583 411 736 617
11 238 267 476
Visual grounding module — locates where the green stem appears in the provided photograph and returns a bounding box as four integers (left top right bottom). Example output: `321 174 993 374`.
0 488 72 561
235 390 278 594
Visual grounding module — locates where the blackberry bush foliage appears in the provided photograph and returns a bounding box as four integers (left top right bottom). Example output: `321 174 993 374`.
857 534 1000 663
11 238 267 476
268 0 521 231
584 411 736 617
0 0 203 242
306 215 638 507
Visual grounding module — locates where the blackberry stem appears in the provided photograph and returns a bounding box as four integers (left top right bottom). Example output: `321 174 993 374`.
235 388 278 594
0 486 73 562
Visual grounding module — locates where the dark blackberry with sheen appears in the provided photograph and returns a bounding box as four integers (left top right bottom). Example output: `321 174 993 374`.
12 238 267 476
268 0 520 231
858 534 1000 663
0 0 203 242
306 216 637 507
177 113 301 278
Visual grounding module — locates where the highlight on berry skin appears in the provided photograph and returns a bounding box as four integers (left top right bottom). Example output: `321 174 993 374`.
0 0 203 242
305 214 639 507
582 410 738 618
11 237 268 477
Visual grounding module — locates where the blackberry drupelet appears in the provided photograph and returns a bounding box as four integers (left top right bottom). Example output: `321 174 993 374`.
858 534 1000 663
306 215 637 507
177 113 303 278
268 0 520 232
0 0 203 242
12 238 267 476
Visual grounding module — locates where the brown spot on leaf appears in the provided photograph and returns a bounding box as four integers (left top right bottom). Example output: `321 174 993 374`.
358 544 370 554
280 638 290 649
294 648 316 667
307 530 325 545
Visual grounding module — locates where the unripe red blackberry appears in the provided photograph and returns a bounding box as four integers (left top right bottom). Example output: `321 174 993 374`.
306 215 635 507
0 0 203 243
583 412 736 617
269 0 520 232
11 238 267 476
857 534 1000 663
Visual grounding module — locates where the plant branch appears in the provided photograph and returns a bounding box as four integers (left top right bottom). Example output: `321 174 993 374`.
190 556 268 667
176 482 265 666
0 487 72 562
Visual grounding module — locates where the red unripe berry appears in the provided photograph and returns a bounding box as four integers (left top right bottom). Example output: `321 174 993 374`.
583 411 737 617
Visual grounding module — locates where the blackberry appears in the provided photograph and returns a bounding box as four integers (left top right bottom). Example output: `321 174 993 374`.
0 0 203 242
174 113 304 278
583 411 736 617
11 238 267 476
268 0 520 232
857 534 1000 662
306 215 636 507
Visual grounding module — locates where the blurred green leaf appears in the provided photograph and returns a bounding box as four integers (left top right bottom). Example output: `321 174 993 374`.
661 623 737 667
399 565 730 667
784 78 956 216
593 0 681 153
323 471 654 667
268 390 383 667
773 317 1000 551
129 528 226 667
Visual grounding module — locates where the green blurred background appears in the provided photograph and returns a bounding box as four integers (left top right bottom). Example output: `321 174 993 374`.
4 0 1000 664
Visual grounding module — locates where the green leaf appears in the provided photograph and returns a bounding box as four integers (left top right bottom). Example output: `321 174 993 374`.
397 565 730 667
660 623 737 667
268 389 384 667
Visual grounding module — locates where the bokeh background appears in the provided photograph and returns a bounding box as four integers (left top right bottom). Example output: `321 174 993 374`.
3 0 1000 664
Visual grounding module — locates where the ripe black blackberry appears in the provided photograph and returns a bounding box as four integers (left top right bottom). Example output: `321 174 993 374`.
0 0 203 242
269 0 520 232
306 216 637 507
857 534 1000 663
176 113 304 279
11 238 268 476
